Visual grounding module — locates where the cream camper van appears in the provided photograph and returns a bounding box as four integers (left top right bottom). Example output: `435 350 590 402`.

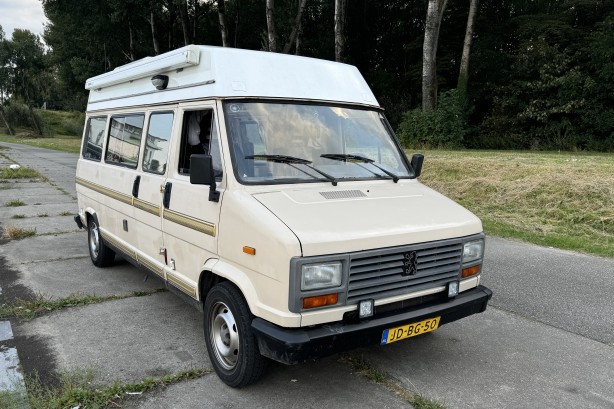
75 45 492 387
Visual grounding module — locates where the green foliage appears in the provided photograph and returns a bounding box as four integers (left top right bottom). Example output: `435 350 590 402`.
397 89 467 149
37 109 85 136
2 102 43 130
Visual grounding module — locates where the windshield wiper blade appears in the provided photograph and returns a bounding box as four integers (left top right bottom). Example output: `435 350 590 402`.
246 154 311 165
246 154 338 186
320 153 400 183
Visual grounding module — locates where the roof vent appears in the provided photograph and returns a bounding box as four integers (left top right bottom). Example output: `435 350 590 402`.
320 190 367 200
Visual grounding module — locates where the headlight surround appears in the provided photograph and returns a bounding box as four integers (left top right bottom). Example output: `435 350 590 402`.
301 262 342 291
463 239 484 264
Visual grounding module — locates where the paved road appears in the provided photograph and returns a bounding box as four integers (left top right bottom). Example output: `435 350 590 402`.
1 142 613 408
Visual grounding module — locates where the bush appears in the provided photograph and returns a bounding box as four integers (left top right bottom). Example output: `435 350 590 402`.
1 102 43 134
397 89 468 149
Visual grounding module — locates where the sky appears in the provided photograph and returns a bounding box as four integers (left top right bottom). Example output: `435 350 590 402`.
0 0 48 39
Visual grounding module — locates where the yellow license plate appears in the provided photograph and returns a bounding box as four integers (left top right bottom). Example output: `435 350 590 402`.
381 316 441 345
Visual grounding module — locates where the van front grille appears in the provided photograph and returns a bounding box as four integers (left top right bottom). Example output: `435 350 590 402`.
346 240 462 304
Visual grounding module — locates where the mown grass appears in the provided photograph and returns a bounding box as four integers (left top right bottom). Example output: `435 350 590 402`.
1 226 36 240
0 135 81 153
413 150 614 258
0 290 166 321
0 368 210 409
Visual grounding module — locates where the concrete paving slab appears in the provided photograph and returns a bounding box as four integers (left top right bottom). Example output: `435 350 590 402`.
0 203 78 219
2 215 81 235
356 307 614 409
129 358 411 409
17 257 163 299
0 347 26 392
483 236 614 344
0 231 88 264
0 185 65 199
15 292 209 386
2 193 73 206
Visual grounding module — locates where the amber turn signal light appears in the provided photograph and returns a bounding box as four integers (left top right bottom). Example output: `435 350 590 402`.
461 265 480 278
243 246 256 255
302 293 338 309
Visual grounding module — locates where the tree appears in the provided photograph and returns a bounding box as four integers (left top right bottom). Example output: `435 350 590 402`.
266 0 277 52
282 0 308 54
218 0 230 47
458 0 478 92
422 0 447 111
334 0 347 62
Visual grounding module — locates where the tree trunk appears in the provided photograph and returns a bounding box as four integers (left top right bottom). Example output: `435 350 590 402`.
334 0 347 62
178 0 191 45
234 0 241 47
150 11 161 55
218 0 230 47
0 106 14 136
458 0 478 91
422 0 447 111
128 20 135 61
28 105 43 136
266 0 277 52
193 0 199 41
295 0 303 55
282 0 308 54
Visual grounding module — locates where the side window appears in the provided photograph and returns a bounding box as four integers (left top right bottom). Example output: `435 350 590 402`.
178 109 223 181
105 114 145 169
142 112 173 175
82 116 107 161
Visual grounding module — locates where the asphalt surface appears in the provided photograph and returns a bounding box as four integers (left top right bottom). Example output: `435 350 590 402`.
0 142 613 408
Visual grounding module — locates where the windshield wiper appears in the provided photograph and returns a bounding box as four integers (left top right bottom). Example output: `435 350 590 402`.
246 154 338 186
320 153 400 183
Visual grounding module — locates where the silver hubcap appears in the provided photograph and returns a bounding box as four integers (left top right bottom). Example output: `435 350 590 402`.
209 301 239 370
89 223 100 259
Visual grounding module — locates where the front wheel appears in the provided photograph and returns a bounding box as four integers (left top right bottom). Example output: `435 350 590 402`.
87 215 115 267
204 282 267 387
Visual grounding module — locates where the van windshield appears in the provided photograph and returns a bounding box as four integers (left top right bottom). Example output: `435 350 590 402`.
224 101 412 184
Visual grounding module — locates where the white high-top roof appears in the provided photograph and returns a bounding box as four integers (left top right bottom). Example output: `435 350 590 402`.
85 45 379 112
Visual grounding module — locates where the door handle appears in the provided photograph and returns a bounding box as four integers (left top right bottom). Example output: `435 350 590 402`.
132 175 141 198
163 182 172 209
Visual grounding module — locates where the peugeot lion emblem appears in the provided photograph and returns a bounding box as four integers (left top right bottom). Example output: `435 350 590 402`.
402 251 418 276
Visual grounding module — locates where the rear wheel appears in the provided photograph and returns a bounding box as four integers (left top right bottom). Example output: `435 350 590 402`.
87 216 115 267
204 282 267 387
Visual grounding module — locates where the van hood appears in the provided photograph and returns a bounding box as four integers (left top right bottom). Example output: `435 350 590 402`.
252 181 482 256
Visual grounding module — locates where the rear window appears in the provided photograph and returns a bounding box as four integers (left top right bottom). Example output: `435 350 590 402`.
82 116 107 161
105 114 145 169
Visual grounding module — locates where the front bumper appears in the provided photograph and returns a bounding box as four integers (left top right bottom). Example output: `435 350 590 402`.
252 285 492 364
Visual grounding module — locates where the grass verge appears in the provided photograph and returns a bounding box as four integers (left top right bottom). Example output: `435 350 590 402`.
414 150 614 258
0 368 210 409
5 199 26 207
0 290 166 321
0 135 81 154
340 354 445 409
1 226 36 240
0 166 42 179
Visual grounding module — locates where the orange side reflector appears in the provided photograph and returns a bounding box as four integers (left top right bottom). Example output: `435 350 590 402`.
461 265 480 278
302 293 338 309
243 246 256 255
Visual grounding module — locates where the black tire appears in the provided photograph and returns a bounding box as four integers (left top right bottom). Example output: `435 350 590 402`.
87 215 115 267
204 282 267 387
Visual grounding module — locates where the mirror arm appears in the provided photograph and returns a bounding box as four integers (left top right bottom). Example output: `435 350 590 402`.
209 181 220 202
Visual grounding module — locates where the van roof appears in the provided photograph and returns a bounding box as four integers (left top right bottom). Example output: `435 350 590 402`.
85 45 379 112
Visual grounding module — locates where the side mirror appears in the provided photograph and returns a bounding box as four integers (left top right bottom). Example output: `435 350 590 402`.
410 154 424 178
190 154 219 202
